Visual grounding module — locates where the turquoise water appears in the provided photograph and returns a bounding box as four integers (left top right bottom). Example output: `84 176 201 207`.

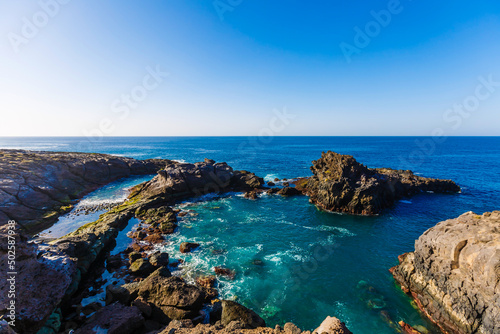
39 175 154 238
2 136 499 333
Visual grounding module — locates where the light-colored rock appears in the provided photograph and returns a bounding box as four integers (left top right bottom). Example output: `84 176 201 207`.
392 211 500 334
313 316 352 334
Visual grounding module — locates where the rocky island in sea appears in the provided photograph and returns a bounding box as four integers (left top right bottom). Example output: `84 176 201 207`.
0 149 497 334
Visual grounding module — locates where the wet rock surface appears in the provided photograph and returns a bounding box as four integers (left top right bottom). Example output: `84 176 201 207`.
0 149 170 233
297 151 460 215
391 211 500 334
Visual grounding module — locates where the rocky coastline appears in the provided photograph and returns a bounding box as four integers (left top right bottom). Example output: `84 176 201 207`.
0 150 171 234
294 151 461 215
0 152 352 334
0 149 478 334
391 211 500 334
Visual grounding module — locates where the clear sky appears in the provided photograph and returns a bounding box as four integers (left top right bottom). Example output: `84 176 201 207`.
1 0 499 136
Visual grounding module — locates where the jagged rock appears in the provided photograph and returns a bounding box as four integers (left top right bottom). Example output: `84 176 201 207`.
300 151 460 215
221 300 266 329
132 160 264 202
284 322 302 334
313 316 352 334
277 187 302 196
105 282 140 305
391 211 500 334
244 190 258 200
130 258 155 276
75 302 144 334
180 242 200 253
0 224 76 334
128 251 142 264
137 275 205 321
149 251 169 267
213 266 235 279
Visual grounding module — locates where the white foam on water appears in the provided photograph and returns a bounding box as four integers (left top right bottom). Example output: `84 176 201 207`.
264 174 280 182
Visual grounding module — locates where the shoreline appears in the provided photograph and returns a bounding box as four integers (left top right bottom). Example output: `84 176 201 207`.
0 149 474 334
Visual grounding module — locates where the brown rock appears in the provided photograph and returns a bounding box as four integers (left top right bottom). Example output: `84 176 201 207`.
214 266 235 279
303 151 460 215
221 300 266 329
75 302 144 334
180 242 200 253
313 316 352 334
137 275 205 321
392 211 500 334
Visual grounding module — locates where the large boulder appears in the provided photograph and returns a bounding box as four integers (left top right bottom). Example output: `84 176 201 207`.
220 300 266 329
391 211 500 334
299 151 460 215
137 275 205 321
75 302 144 334
313 316 352 334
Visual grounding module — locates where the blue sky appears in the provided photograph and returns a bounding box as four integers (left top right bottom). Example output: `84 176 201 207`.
1 0 499 136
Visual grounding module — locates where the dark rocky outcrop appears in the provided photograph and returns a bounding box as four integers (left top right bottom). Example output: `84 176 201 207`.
130 159 264 203
0 224 77 334
0 149 170 233
74 302 144 334
180 242 200 253
297 151 460 215
391 211 500 334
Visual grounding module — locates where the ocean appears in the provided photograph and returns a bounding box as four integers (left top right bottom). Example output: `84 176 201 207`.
1 136 499 333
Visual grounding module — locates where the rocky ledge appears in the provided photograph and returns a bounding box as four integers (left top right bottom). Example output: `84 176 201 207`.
295 151 460 215
0 149 170 234
391 211 500 334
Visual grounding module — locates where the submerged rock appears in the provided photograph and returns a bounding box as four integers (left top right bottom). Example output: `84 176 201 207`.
300 151 460 215
131 160 264 202
391 211 500 334
180 242 200 253
277 186 302 196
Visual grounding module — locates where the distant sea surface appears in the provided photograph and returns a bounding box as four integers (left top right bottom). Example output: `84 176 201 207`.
1 136 499 333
